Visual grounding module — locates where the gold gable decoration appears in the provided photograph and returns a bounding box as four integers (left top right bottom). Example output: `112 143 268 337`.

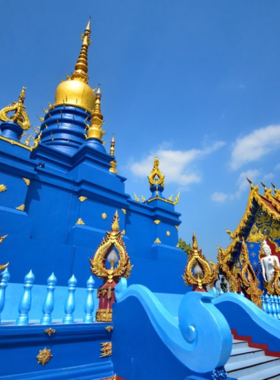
183 233 218 291
240 238 263 308
0 87 31 130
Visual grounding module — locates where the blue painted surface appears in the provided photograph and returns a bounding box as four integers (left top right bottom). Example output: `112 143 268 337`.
214 293 280 353
0 106 186 294
0 322 114 379
112 278 232 379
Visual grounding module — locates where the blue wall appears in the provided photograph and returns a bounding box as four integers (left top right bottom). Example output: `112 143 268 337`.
0 108 187 294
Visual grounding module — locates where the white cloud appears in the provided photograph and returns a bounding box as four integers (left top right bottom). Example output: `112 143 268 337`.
211 192 229 203
230 125 280 170
129 141 225 186
275 163 280 171
262 173 274 182
212 169 260 203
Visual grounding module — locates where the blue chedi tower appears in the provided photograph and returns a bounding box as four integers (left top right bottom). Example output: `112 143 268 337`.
0 20 186 294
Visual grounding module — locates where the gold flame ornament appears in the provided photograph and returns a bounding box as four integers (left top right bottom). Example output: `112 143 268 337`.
183 233 216 291
89 211 133 321
239 238 263 308
0 87 31 130
148 157 165 188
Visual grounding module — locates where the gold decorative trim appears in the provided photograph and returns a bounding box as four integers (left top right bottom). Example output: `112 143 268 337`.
96 309 112 322
76 218 85 225
121 230 125 235
154 238 161 244
147 196 174 205
102 213 107 219
141 195 146 202
22 178 30 186
50 102 92 114
44 328 56 336
174 192 180 205
176 243 179 247
166 231 170 236
0 136 32 151
16 204 25 211
0 185 7 192
175 225 179 231
105 326 113 332
154 220 161 225
78 196 87 202
100 342 112 358
121 209 126 215
240 239 263 307
134 193 140 202
36 348 53 366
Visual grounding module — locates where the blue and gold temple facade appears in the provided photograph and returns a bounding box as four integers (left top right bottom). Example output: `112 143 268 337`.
1 19 280 380
0 20 186 295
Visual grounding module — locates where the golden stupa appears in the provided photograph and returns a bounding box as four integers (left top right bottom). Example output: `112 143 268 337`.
54 20 96 113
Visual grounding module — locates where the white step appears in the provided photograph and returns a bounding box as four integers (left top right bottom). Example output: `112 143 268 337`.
228 346 264 364
226 355 280 378
232 339 249 349
238 364 280 380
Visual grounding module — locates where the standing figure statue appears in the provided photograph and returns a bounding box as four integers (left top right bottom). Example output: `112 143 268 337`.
261 240 280 283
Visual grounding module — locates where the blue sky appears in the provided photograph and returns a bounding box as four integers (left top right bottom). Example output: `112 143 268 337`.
1 1 280 260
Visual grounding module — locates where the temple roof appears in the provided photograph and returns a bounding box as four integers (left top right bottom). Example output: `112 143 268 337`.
222 180 280 258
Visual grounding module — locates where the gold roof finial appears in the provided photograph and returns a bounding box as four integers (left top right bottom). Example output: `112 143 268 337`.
0 87 31 130
54 20 96 112
192 233 198 250
109 135 118 174
110 134 115 156
86 86 106 142
148 157 165 188
71 18 91 83
111 210 120 232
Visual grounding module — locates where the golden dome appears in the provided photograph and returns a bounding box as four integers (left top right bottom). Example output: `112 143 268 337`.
55 80 95 112
53 19 95 113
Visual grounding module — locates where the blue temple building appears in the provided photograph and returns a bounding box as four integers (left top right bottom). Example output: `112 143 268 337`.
0 20 280 380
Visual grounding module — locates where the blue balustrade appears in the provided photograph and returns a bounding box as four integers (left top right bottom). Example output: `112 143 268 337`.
16 270 35 326
83 276 95 323
40 273 57 325
63 275 77 324
0 268 10 324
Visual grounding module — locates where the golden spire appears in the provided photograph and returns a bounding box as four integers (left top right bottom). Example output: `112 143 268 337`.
192 233 198 250
110 135 115 156
0 87 31 130
148 157 165 187
71 19 91 83
54 20 96 112
86 86 105 142
109 135 118 174
111 210 120 232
